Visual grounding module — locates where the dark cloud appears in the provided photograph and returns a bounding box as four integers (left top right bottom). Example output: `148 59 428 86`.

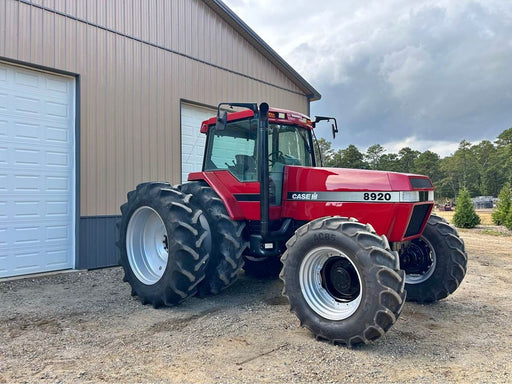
225 1 512 156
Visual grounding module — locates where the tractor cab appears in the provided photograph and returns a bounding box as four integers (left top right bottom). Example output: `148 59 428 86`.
201 105 315 206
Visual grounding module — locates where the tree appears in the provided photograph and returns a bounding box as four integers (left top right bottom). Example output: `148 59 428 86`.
495 128 512 185
315 137 334 166
438 156 460 199
472 140 498 195
414 150 441 184
379 153 402 172
506 204 512 231
472 140 504 196
492 182 511 226
495 127 512 147
454 140 480 195
453 188 480 228
332 144 368 169
397 147 420 173
365 144 385 170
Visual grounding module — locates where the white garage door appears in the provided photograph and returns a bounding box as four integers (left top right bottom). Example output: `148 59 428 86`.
0 62 76 278
181 103 216 183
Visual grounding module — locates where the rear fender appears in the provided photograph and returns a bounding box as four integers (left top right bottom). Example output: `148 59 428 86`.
187 171 257 221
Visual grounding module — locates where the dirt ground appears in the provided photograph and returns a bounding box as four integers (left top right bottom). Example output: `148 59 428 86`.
1 228 511 383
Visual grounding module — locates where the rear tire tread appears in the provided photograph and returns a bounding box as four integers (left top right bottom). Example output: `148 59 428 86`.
117 182 210 308
179 181 248 296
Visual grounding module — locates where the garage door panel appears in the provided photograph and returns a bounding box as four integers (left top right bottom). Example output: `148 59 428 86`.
0 201 6 219
0 62 75 278
47 124 71 144
1 145 73 171
0 247 71 275
0 118 71 144
13 121 40 140
14 69 40 88
0 197 71 220
11 223 71 247
0 119 8 137
0 227 6 246
1 172 71 195
0 173 6 192
1 220 72 247
14 95 41 116
0 96 72 126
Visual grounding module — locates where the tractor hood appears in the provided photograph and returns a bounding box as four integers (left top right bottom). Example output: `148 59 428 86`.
280 166 435 241
283 166 433 198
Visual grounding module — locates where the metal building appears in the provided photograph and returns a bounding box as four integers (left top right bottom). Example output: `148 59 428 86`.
0 0 320 278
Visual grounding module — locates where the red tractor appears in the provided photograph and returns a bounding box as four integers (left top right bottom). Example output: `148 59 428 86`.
118 103 467 346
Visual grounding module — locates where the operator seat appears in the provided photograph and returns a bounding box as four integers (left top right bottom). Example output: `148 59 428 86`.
235 154 257 181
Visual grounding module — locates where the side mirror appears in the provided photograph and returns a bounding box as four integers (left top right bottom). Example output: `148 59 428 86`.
215 110 228 131
313 116 339 139
331 122 339 139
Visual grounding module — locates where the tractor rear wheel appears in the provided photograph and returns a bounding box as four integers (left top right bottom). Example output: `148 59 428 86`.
280 217 406 347
117 182 210 307
179 181 247 296
401 215 467 303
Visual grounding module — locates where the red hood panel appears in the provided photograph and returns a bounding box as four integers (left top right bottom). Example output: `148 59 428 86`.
283 166 412 192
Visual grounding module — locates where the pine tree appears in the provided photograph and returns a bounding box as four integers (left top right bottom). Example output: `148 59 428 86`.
505 203 512 231
492 182 511 226
453 188 481 228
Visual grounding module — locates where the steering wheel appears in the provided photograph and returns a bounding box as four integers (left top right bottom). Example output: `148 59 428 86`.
268 150 284 167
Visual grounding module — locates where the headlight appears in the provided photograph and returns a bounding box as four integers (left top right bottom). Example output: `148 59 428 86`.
400 191 419 202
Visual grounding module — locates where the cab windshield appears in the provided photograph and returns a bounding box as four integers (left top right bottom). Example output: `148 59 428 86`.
203 119 313 182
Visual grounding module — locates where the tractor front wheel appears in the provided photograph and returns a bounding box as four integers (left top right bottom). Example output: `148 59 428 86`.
401 215 467 303
280 217 406 347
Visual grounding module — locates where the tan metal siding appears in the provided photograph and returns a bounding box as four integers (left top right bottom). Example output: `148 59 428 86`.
2 0 311 216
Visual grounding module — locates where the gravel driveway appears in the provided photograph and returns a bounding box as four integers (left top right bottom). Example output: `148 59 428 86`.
1 229 511 383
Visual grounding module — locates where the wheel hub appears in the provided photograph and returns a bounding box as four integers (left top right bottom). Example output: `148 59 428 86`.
299 247 362 321
126 206 169 285
321 257 360 302
401 237 437 284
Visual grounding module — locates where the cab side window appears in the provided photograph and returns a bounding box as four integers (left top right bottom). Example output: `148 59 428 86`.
204 119 258 182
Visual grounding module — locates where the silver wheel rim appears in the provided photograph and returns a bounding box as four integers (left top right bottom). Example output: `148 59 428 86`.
405 235 437 285
126 206 168 285
299 247 362 321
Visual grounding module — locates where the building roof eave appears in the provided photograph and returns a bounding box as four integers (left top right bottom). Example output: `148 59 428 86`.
204 0 321 102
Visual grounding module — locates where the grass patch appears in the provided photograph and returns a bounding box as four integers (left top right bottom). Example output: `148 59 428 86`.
435 209 494 225
479 228 512 237
435 208 511 237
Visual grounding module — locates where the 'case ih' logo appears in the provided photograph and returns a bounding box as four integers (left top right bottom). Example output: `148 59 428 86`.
290 193 319 200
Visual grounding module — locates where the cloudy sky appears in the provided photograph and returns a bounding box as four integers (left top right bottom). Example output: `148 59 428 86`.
223 0 512 157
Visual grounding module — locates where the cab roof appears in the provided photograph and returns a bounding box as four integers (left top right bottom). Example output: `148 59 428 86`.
200 107 314 133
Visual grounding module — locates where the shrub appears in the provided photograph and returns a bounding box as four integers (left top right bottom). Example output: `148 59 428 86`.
453 188 481 228
492 182 511 226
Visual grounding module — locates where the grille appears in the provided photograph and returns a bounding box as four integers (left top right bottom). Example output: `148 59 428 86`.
405 204 432 238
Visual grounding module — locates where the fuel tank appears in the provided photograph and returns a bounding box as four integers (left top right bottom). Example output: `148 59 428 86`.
281 166 434 242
